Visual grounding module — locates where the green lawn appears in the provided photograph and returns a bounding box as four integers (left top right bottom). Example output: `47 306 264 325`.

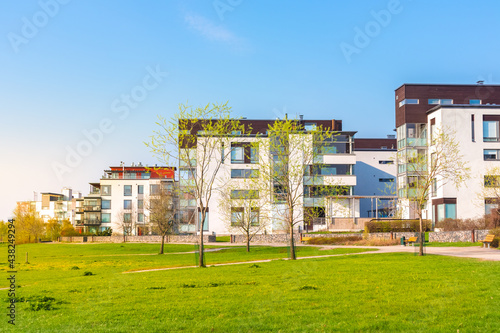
1 243 499 332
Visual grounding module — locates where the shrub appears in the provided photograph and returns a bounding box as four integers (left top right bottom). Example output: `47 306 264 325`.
306 236 398 246
307 236 362 245
488 228 500 248
83 271 93 276
435 217 492 231
365 219 431 233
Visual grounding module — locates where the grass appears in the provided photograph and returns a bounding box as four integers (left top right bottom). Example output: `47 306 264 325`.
1 243 499 332
215 236 230 242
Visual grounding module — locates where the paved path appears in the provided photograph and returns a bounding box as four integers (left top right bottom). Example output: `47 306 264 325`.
123 245 500 274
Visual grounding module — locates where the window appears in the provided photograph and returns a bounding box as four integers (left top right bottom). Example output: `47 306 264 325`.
230 190 259 199
101 200 111 210
101 185 111 196
471 114 475 142
428 99 453 105
231 207 259 226
231 207 243 226
304 123 317 131
306 164 352 176
123 213 131 223
138 185 144 194
470 99 482 105
485 198 499 215
124 185 132 196
231 143 258 164
485 175 500 187
431 179 437 197
138 200 143 209
198 212 209 231
138 213 144 223
101 213 111 223
379 178 394 182
150 184 159 195
484 149 500 160
398 99 419 107
483 120 499 142
379 160 394 164
231 169 259 178
124 200 132 209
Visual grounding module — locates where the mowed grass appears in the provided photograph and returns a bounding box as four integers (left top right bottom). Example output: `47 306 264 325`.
1 243 499 332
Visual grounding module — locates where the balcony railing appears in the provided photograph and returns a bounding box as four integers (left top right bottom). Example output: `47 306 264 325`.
84 205 101 212
82 219 101 226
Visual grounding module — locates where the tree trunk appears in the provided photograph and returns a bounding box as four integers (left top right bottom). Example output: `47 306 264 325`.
159 234 165 254
198 213 205 267
246 230 250 252
419 215 424 256
289 223 296 260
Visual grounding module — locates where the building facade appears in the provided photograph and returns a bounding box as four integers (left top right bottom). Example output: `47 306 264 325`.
395 83 500 222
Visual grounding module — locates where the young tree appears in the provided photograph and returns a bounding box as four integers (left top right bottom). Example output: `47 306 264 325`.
45 218 62 240
146 102 248 267
218 184 270 252
61 219 78 236
13 202 45 243
147 182 177 254
405 127 470 256
116 205 136 242
253 119 340 259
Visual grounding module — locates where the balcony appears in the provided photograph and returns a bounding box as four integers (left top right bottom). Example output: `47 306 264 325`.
82 219 101 226
84 205 101 212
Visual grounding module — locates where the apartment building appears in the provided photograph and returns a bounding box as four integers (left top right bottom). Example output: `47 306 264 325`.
178 118 360 234
353 138 397 218
19 188 81 224
395 83 500 222
76 163 175 234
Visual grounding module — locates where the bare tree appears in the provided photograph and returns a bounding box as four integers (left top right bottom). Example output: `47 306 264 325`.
404 127 470 256
252 119 342 259
147 182 177 254
146 102 248 267
116 203 136 242
218 182 270 252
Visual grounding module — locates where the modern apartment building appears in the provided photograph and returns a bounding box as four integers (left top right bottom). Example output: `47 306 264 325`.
395 83 500 222
178 118 360 234
353 137 397 218
19 188 82 224
76 163 175 234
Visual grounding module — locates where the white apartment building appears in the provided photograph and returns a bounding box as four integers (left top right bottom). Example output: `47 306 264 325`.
77 163 175 235
426 104 500 222
179 118 360 235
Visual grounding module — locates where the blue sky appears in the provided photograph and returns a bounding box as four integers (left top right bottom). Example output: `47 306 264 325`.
1 0 500 220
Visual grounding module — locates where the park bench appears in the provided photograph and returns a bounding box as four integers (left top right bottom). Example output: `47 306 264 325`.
301 237 312 244
480 234 495 248
405 236 418 246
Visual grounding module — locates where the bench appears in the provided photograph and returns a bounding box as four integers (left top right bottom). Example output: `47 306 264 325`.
301 237 312 244
405 236 418 246
480 234 495 248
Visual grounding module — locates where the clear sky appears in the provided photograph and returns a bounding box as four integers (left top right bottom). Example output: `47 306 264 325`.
1 0 500 220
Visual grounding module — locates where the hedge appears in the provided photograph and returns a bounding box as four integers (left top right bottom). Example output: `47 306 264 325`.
365 219 432 233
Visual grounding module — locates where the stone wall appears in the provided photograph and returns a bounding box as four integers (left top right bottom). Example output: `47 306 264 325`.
59 235 216 243
429 230 489 243
232 233 301 244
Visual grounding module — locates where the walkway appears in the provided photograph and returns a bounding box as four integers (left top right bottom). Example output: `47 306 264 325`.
123 244 500 274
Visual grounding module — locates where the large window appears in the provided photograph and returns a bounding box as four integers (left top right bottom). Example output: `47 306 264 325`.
230 190 259 199
138 185 144 194
101 200 111 210
484 117 500 142
231 143 258 164
198 212 209 231
484 149 500 160
150 184 160 195
485 199 499 215
485 175 500 187
230 207 259 226
124 185 132 196
231 169 259 178
398 99 419 107
138 200 143 209
306 164 352 176
124 200 132 209
101 213 111 223
123 213 131 223
138 213 144 223
428 99 453 105
101 185 111 196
